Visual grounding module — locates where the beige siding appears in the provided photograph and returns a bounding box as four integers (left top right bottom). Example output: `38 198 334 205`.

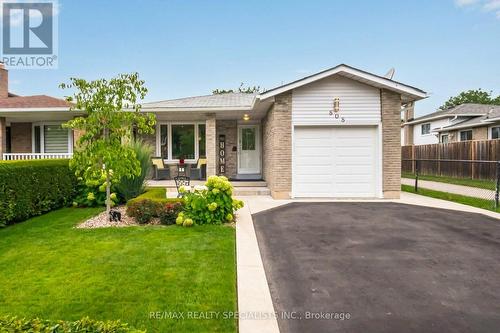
292 75 381 125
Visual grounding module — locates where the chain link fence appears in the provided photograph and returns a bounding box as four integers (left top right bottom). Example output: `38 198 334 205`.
402 159 500 209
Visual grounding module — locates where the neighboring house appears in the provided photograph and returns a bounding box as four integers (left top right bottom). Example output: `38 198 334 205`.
401 104 500 145
0 63 426 199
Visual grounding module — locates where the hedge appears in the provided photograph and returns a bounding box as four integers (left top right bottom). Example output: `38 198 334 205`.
0 315 145 332
126 188 183 206
0 159 77 227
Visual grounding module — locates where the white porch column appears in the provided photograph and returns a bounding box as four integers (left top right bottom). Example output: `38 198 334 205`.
0 117 6 160
206 113 217 177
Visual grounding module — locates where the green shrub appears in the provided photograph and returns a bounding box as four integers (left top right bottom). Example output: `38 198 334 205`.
0 159 77 227
0 315 145 332
115 140 153 201
177 176 244 226
127 188 182 206
158 202 183 225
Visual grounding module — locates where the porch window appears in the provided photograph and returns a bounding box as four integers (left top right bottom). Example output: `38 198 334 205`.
492 127 500 139
198 124 206 158
34 125 41 153
5 126 11 153
160 125 168 159
157 123 205 161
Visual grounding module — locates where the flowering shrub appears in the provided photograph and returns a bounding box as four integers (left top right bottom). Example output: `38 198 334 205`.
176 176 244 226
73 175 119 208
158 202 183 225
126 199 159 224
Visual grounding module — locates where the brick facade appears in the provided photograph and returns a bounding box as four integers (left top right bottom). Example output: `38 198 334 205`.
11 122 32 153
381 89 402 199
206 114 217 176
216 120 238 179
0 117 5 157
262 92 292 199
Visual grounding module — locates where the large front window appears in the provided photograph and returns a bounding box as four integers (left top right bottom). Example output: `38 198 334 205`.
172 124 195 159
157 123 205 161
33 124 70 154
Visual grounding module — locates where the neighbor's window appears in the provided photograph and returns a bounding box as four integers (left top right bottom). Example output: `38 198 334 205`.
172 124 195 160
440 134 449 144
32 124 69 154
160 125 168 159
421 123 431 135
492 127 500 139
460 130 472 141
33 125 41 153
44 125 69 153
198 124 206 158
5 126 11 153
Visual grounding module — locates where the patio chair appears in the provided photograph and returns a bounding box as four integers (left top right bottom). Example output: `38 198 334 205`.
151 157 170 180
190 158 207 180
174 176 190 198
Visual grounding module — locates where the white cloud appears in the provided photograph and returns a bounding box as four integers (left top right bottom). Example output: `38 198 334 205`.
455 0 480 6
455 0 500 19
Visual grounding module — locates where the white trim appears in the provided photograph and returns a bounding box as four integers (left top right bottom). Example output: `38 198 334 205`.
489 125 500 140
433 122 488 132
141 106 254 112
404 114 484 126
258 64 427 101
237 124 261 174
155 121 205 163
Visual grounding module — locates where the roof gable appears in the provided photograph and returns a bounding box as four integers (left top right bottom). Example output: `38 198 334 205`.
258 64 427 103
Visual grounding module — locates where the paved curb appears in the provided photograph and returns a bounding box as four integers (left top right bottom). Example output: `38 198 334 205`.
236 199 281 333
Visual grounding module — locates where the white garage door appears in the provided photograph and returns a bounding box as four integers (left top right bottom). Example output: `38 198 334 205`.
293 126 378 197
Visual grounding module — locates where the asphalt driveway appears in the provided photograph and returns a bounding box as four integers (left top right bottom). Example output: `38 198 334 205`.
253 202 500 333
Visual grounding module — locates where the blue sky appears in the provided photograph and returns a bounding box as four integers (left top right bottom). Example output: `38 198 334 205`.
6 0 500 117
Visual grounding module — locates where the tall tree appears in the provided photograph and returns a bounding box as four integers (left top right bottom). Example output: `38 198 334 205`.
212 83 262 95
439 89 500 110
61 73 156 214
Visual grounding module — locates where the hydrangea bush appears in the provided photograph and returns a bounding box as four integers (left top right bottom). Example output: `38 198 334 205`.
176 176 244 226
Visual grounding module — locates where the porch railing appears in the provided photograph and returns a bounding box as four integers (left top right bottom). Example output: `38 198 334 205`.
2 153 73 161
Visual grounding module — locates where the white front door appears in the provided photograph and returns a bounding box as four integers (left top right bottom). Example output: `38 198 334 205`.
238 125 261 174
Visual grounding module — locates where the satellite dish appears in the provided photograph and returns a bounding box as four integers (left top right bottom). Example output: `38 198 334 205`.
384 68 395 80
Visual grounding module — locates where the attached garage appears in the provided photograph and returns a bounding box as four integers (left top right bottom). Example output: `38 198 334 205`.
258 64 427 199
293 126 379 197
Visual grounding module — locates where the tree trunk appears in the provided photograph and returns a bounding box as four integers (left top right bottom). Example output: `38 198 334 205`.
106 170 111 215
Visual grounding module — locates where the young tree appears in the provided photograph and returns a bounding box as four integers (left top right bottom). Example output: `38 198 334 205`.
439 89 500 110
61 73 156 214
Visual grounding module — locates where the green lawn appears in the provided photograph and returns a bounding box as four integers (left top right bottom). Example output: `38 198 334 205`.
402 173 495 190
402 184 500 213
0 208 237 332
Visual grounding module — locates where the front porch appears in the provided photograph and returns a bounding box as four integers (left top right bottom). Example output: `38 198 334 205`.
147 179 270 196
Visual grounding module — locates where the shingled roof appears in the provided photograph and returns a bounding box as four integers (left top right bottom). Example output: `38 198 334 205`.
0 94 71 108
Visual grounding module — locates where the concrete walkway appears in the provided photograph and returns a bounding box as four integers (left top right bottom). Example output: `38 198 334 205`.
402 177 495 200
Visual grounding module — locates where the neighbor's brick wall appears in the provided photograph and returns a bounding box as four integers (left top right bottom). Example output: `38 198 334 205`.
473 127 488 141
0 117 6 157
216 120 237 179
206 114 217 176
11 122 32 153
262 92 292 199
381 89 401 199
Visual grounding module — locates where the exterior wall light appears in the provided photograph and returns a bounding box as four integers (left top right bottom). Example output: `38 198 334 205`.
333 97 340 113
243 114 250 121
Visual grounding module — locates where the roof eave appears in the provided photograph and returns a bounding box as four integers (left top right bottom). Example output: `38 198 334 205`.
257 64 427 101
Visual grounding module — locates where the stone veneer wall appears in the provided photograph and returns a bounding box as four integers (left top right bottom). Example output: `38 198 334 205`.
216 120 237 179
381 89 402 199
11 122 32 153
262 92 292 199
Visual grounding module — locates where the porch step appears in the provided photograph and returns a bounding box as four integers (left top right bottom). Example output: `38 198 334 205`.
148 180 267 188
233 187 271 196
